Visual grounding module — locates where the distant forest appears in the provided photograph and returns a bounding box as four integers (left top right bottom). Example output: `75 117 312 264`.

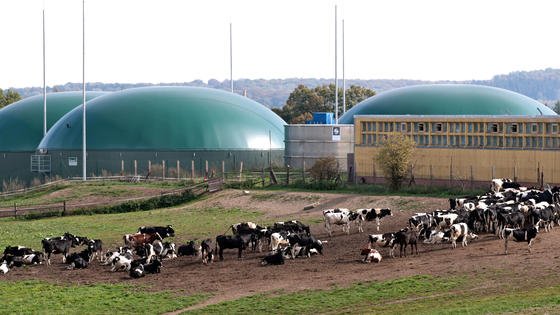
11 68 560 109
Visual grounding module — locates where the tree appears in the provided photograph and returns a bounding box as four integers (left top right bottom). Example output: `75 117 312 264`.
0 89 21 109
273 84 375 124
376 133 416 190
554 100 560 114
309 156 339 182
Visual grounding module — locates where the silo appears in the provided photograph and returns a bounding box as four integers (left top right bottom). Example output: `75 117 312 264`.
0 92 105 189
37 86 286 179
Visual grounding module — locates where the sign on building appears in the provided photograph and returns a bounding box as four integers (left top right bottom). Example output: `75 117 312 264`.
332 126 341 141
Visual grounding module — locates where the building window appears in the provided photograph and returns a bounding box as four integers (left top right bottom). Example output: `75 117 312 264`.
418 123 425 132
435 123 443 132
401 122 407 132
531 123 538 133
510 123 518 133
552 124 558 134
490 123 499 133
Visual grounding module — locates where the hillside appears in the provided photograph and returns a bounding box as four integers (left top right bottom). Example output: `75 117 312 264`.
10 68 560 108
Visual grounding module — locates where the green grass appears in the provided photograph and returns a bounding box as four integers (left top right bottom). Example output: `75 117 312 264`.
0 206 262 249
186 275 465 314
0 280 206 314
185 274 560 315
259 183 485 199
0 180 191 207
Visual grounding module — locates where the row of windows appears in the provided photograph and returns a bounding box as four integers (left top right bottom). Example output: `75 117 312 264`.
361 134 560 149
361 121 559 134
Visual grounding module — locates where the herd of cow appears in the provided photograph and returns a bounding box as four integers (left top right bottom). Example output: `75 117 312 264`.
1 178 558 277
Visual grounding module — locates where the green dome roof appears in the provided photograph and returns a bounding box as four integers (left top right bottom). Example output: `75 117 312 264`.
38 86 286 151
0 92 105 151
339 84 556 124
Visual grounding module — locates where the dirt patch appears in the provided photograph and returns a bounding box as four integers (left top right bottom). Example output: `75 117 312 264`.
3 189 560 311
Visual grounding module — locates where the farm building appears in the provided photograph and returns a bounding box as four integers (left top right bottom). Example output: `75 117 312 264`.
342 84 560 187
0 92 105 189
37 86 286 179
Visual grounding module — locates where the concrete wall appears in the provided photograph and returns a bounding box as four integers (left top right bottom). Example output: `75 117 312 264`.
284 124 354 170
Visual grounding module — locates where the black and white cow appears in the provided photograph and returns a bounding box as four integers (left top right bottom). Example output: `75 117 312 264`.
153 241 177 259
449 223 478 248
137 225 175 238
215 235 246 261
42 237 73 265
503 222 540 254
143 259 162 274
66 249 91 270
355 208 392 232
200 238 214 265
271 220 310 235
367 233 395 250
270 232 290 251
323 208 360 236
87 239 103 262
287 233 325 257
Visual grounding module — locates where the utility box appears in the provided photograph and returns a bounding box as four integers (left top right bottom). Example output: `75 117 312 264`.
306 112 334 125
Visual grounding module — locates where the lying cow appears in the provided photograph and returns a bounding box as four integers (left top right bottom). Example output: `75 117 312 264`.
66 248 92 269
503 222 540 254
177 241 199 257
261 249 285 266
361 248 382 263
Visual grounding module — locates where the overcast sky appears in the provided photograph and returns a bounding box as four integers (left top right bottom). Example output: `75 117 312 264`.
2 0 560 89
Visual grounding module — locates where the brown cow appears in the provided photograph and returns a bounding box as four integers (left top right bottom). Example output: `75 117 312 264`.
123 232 162 248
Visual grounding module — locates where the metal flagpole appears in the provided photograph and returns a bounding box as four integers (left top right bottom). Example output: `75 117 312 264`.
43 8 47 136
230 22 233 93
342 19 346 115
82 0 87 181
334 5 338 124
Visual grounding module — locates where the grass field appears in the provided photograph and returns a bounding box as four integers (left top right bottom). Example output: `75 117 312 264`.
0 206 262 249
187 275 560 314
0 280 206 314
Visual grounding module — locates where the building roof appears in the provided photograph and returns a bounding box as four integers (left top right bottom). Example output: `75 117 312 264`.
0 92 105 152
339 84 556 124
38 86 286 151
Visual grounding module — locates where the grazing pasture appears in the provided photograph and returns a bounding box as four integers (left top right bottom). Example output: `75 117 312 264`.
1 187 560 314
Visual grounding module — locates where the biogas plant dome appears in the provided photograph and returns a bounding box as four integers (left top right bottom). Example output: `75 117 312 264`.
38 86 286 151
0 91 105 152
339 84 556 124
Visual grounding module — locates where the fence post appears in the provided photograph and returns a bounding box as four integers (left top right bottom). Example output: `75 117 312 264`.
134 160 138 177
261 167 265 187
239 161 244 182
121 160 125 176
286 165 290 185
13 203 16 218
302 160 306 183
205 160 209 179
162 160 166 179
148 160 152 176
191 160 196 179
62 200 66 216
222 161 225 181
177 160 181 180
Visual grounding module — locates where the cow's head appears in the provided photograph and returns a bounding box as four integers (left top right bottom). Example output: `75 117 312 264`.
381 208 392 217
165 225 175 237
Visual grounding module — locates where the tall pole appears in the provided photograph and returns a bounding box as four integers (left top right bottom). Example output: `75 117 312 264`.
230 22 233 93
334 5 338 124
82 0 87 181
342 19 346 115
43 8 47 136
